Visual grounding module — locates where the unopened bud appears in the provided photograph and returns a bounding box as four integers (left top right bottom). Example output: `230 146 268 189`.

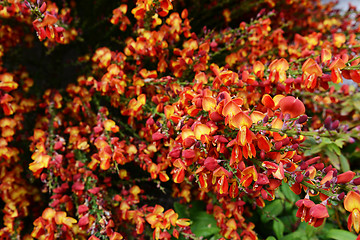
331 120 339 130
296 173 304 183
300 162 308 170
292 155 302 163
337 192 345 200
291 143 299 150
313 163 324 170
324 165 332 173
281 137 290 146
39 2 47 13
263 115 269 123
336 171 356 184
352 177 360 185
324 181 331 188
275 141 283 150
260 150 265 160
37 0 44 6
298 115 308 124
305 156 321 165
324 116 332 130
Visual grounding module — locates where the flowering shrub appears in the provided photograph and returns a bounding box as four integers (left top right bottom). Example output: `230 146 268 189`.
1 0 360 239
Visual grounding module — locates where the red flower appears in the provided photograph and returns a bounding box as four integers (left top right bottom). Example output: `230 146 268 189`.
296 198 315 223
308 204 329 227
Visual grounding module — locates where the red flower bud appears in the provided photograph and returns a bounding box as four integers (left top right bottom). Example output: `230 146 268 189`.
305 156 320 165
298 115 308 124
336 171 356 184
337 192 345 200
352 177 360 185
330 120 339 130
296 173 304 183
39 2 47 13
324 165 333 173
324 116 332 130
313 163 324 170
275 141 283 150
300 162 308 170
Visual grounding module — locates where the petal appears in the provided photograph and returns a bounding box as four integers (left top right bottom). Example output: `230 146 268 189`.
345 191 360 212
278 96 305 118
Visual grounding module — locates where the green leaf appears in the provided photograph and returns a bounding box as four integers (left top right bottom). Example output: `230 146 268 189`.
173 202 188 218
266 237 277 240
261 199 284 223
281 183 299 205
325 149 340 169
190 211 220 238
304 142 324 156
273 218 284 239
339 154 350 172
281 230 307 240
328 143 341 156
334 138 345 148
322 138 332 144
325 229 357 240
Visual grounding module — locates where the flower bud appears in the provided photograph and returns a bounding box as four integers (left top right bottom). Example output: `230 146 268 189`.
300 162 308 170
296 173 304 183
305 156 320 165
275 141 283 150
330 120 339 130
337 192 345 200
313 163 324 170
336 171 356 184
39 2 47 13
298 115 308 124
281 137 290 146
324 116 332 130
351 177 360 185
260 150 265 160
323 165 332 173
37 0 44 6
263 115 269 123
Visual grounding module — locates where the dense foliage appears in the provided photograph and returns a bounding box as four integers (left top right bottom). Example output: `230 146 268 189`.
1 0 360 239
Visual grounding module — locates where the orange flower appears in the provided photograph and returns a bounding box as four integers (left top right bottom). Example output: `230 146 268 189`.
344 191 360 233
302 58 322 89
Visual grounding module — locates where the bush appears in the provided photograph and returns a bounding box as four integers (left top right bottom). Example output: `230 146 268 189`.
1 0 360 239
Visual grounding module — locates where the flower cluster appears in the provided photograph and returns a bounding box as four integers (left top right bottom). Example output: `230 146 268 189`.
1 0 360 239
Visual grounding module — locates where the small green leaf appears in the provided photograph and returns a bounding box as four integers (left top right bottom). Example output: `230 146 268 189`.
325 229 357 240
273 218 284 239
266 237 277 240
339 154 350 172
334 138 345 148
281 183 299 205
190 211 220 238
322 137 332 144
328 143 341 156
173 202 188 218
325 149 340 169
261 199 284 223
304 142 324 156
281 230 307 240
